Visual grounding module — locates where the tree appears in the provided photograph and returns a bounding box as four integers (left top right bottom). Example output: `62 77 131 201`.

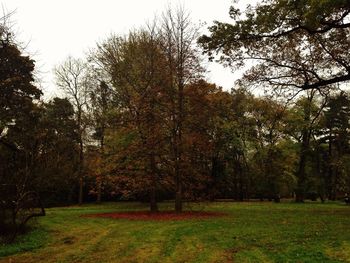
286 90 326 202
37 98 80 205
0 15 41 149
159 6 203 212
206 88 253 200
199 0 350 92
88 80 112 203
322 92 350 199
248 96 295 202
54 56 90 205
83 58 114 203
95 29 170 212
179 80 220 201
199 0 350 202
0 14 44 239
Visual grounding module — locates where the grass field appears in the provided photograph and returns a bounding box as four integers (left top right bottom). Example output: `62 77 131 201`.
0 201 349 263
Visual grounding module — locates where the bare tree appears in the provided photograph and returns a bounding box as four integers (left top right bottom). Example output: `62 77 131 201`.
54 56 89 205
84 62 112 204
159 5 203 213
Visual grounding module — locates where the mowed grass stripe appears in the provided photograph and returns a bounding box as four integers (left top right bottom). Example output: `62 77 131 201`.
1 202 349 263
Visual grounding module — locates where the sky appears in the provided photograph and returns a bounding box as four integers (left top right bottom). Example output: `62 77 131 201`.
1 0 248 98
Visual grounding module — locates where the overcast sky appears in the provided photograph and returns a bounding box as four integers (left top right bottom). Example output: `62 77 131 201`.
1 0 250 98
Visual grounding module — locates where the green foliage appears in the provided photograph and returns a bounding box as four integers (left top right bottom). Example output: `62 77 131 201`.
199 0 350 91
0 31 41 133
36 98 80 205
0 21 42 187
0 19 47 237
318 92 350 198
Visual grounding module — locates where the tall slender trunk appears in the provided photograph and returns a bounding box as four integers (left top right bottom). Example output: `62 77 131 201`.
78 110 84 205
97 81 109 204
295 128 309 203
331 168 339 201
174 138 182 212
78 178 83 205
96 181 102 203
175 77 184 213
175 164 182 212
148 99 159 213
238 156 244 201
295 94 314 203
327 128 335 200
97 133 104 204
150 153 158 213
150 187 158 213
78 139 84 205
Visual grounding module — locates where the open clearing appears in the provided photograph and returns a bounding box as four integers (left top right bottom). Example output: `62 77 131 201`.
1 202 350 263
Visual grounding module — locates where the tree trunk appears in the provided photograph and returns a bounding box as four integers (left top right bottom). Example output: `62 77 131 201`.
175 67 184 213
174 102 182 211
295 129 309 203
295 95 313 203
149 153 158 213
78 177 83 205
96 133 104 204
78 136 84 205
150 187 158 213
174 120 183 213
175 169 182 213
96 181 102 204
327 128 335 200
238 158 244 201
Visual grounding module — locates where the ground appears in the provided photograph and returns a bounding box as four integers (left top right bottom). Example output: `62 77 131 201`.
0 201 349 263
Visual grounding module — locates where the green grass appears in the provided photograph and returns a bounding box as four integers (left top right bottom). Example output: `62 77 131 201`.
0 201 349 262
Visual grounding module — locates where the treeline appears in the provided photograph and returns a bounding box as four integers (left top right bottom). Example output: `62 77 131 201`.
84 85 350 204
1 1 350 222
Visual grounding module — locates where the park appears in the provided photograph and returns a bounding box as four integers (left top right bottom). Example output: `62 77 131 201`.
1 0 350 262
1 201 350 262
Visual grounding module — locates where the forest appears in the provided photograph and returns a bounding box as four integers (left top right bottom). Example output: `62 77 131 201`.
1 1 350 262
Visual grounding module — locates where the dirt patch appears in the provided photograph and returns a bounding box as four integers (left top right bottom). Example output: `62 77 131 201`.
82 211 226 221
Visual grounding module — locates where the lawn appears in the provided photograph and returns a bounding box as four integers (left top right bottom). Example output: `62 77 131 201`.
0 201 349 263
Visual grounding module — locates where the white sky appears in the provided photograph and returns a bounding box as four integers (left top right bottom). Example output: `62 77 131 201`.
1 0 250 99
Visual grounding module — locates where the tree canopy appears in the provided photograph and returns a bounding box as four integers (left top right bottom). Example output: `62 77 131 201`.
199 0 350 91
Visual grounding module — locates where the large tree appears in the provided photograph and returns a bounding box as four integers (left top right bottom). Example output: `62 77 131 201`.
88 80 112 203
322 92 350 199
199 0 350 202
0 16 41 149
37 98 80 205
0 14 44 238
159 6 203 212
54 56 90 205
199 0 350 92
96 29 170 212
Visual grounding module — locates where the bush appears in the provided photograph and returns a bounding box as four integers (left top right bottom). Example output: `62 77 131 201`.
0 185 45 243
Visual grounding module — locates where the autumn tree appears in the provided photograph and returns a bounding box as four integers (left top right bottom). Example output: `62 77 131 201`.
54 56 90 205
85 60 113 203
95 29 170 212
179 80 220 201
159 6 203 212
